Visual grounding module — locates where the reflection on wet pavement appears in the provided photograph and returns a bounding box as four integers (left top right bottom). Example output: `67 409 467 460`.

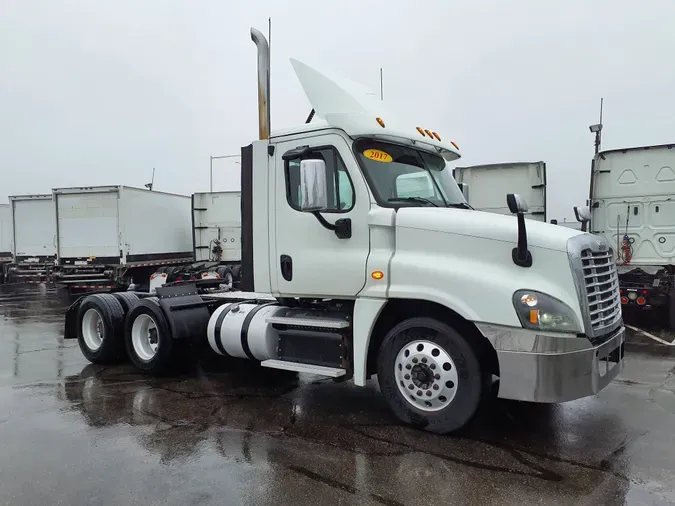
1 285 675 505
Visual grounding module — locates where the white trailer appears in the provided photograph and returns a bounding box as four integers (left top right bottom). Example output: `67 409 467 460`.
64 27 624 435
583 143 675 327
454 161 547 222
192 191 242 264
51 186 193 291
0 204 12 283
6 194 56 283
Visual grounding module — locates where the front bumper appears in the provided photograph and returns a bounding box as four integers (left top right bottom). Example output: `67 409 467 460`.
477 323 625 403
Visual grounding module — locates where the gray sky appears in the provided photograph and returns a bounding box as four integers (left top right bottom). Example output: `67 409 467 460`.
2 0 674 221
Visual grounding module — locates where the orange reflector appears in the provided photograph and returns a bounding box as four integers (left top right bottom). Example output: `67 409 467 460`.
450 141 459 150
161 273 167 278
416 127 425 136
371 270 384 280
424 129 433 138
432 132 441 141
529 309 539 324
636 296 646 306
376 117 385 128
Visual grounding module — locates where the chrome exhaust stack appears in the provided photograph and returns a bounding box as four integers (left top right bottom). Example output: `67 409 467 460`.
250 28 270 140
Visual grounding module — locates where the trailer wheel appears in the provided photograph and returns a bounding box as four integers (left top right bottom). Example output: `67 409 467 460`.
112 292 140 313
377 317 483 434
77 294 126 364
125 299 181 375
216 266 234 290
231 265 241 281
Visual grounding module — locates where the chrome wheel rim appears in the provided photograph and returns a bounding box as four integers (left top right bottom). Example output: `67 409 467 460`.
131 314 159 362
223 272 233 289
81 309 104 351
394 340 459 412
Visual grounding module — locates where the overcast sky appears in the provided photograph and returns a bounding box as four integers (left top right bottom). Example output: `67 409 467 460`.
2 0 674 220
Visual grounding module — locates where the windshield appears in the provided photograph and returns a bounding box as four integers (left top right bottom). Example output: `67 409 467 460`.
353 139 468 208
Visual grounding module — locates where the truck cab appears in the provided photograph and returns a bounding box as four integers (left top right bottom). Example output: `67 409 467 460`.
67 27 625 434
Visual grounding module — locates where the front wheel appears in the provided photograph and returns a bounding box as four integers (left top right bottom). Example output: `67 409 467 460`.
377 317 483 434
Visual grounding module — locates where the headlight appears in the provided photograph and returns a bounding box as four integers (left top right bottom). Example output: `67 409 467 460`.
512 290 582 333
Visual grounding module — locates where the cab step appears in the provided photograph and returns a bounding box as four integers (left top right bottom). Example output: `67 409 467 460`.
261 359 346 377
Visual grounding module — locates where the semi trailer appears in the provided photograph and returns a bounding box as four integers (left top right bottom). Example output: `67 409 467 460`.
577 143 675 328
6 194 57 283
0 204 11 283
50 186 194 292
453 161 547 222
63 27 625 434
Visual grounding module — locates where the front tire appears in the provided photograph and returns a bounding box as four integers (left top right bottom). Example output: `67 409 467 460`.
124 298 181 375
377 317 483 434
77 294 126 364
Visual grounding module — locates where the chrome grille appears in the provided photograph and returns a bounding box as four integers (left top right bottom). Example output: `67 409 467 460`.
580 249 621 333
567 234 623 338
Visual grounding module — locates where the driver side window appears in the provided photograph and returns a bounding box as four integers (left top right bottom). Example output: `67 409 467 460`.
285 146 355 212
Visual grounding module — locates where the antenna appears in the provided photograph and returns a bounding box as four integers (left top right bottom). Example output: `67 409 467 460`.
380 67 383 101
145 167 155 191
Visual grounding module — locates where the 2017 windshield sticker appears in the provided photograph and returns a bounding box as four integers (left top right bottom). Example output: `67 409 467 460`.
363 149 393 163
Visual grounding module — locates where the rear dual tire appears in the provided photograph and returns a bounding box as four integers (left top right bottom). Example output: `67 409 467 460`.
124 298 184 376
77 294 126 364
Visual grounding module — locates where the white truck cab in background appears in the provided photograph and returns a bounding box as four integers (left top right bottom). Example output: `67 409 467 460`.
454 161 547 222
581 143 675 328
67 27 625 434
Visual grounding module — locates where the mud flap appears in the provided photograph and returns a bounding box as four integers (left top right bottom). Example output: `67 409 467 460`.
155 283 211 341
63 296 86 339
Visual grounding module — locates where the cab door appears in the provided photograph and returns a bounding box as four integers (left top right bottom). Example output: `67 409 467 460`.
272 132 370 297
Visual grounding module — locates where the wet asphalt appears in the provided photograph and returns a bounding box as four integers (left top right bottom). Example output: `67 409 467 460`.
1 285 675 505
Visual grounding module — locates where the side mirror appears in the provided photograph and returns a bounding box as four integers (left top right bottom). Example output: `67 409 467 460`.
550 219 558 225
574 206 591 223
299 159 328 212
506 193 528 214
574 205 591 232
506 193 532 268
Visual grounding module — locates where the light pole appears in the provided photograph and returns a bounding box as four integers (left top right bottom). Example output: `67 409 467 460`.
589 97 603 154
210 154 240 192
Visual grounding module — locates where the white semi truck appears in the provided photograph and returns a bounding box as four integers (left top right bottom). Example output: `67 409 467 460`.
6 194 57 283
454 161 547 222
50 186 194 292
63 27 625 434
0 203 11 283
576 143 675 328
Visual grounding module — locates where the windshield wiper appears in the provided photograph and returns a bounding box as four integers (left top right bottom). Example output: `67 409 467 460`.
388 197 438 207
446 202 473 210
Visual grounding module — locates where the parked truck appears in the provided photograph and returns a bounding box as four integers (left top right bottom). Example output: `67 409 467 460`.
453 161 547 222
145 191 243 291
63 27 625 434
6 194 57 283
578 143 675 328
50 186 194 292
0 204 11 283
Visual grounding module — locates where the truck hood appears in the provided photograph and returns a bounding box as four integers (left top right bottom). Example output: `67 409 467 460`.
396 207 583 252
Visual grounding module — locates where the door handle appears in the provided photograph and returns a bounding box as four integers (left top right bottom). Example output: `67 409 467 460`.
280 254 293 281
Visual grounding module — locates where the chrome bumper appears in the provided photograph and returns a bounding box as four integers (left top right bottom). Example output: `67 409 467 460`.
477 324 625 403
